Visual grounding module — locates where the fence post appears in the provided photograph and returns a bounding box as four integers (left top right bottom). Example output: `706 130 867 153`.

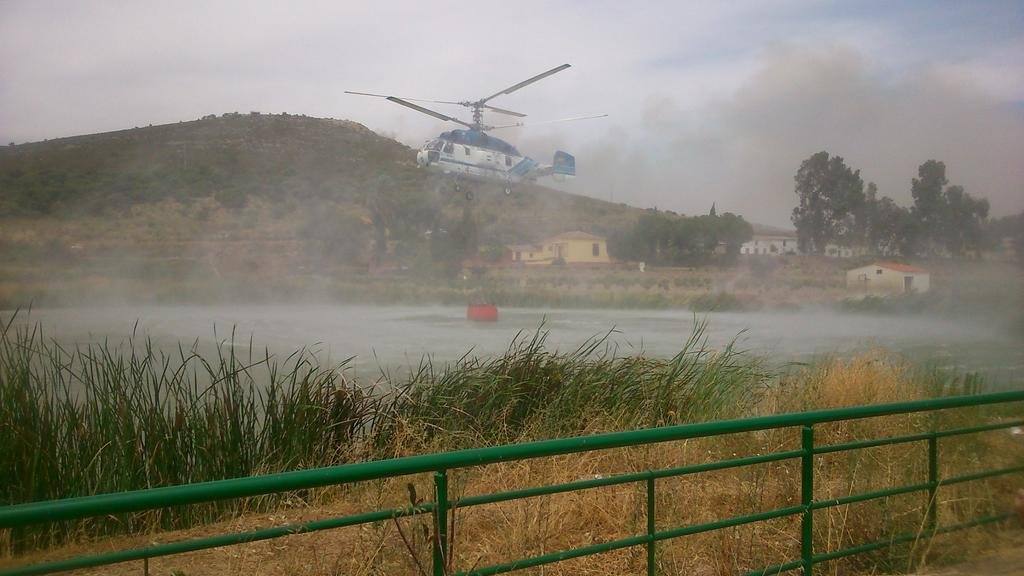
647 475 656 576
926 433 938 533
433 470 449 576
801 425 814 576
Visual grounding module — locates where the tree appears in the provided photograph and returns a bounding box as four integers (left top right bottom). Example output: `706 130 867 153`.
791 151 865 254
857 181 878 249
668 217 698 263
911 160 947 246
608 210 751 266
633 211 675 263
911 160 989 256
871 196 920 257
716 212 754 260
985 211 1024 265
863 183 883 253
940 185 989 256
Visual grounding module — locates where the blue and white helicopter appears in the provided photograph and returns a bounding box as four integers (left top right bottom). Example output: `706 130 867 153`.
347 64 605 197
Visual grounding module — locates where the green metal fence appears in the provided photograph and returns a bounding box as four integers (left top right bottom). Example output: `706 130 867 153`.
2 390 1023 576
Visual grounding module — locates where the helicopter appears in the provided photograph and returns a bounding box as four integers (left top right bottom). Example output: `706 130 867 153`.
346 64 605 197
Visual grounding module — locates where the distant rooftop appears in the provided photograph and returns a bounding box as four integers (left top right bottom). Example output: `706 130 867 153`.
547 231 605 242
864 262 929 274
750 233 797 240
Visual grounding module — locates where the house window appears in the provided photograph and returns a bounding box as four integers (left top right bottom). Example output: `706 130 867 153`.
592 243 600 256
876 269 883 275
515 251 521 261
770 244 778 253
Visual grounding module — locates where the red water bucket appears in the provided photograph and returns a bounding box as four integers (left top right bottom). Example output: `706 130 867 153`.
467 303 498 322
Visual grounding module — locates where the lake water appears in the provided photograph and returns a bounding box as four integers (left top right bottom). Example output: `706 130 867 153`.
10 304 1024 388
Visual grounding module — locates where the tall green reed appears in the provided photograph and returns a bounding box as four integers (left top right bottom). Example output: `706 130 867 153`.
0 313 382 549
386 319 767 445
0 312 767 550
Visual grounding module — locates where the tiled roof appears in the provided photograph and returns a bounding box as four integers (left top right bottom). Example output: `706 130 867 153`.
873 262 928 273
547 231 604 242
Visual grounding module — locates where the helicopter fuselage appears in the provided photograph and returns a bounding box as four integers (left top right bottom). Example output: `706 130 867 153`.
416 139 534 184
415 129 573 186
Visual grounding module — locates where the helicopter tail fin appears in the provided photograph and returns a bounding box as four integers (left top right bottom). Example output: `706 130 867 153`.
553 151 575 176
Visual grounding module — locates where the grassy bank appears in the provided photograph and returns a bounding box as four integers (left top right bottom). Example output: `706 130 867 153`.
0 268 763 311
1 315 1021 575
4 255 1021 318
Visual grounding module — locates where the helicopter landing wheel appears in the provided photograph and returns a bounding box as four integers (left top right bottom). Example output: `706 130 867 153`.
465 189 474 201
504 182 512 196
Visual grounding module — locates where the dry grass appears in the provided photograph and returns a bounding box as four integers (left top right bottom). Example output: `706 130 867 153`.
2 352 1022 576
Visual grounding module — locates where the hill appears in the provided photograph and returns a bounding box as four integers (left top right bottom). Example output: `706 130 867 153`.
0 113 414 214
0 113 651 243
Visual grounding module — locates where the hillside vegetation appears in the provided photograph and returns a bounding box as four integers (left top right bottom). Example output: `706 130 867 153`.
0 113 741 307
0 113 646 241
1 113 415 215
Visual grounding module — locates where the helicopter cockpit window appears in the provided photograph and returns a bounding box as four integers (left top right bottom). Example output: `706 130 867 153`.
505 155 513 167
443 142 454 154
427 140 443 151
463 146 471 156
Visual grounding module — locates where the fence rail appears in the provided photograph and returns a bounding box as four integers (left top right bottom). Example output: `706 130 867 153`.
2 390 1023 576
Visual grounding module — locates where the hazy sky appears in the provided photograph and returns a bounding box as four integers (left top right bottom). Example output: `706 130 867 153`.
2 0 1021 225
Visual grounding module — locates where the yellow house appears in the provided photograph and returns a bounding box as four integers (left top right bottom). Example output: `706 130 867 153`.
509 231 611 265
846 262 930 294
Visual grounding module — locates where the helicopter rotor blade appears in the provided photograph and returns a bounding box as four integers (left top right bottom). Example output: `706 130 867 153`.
345 91 463 106
482 105 527 118
385 97 474 128
480 64 571 103
487 113 608 130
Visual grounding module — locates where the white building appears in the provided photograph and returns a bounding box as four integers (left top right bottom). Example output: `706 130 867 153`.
846 262 930 295
740 234 867 258
740 235 799 256
824 244 864 258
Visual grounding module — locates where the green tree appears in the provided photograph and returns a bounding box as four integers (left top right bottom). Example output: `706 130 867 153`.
911 160 948 246
871 196 920 257
858 181 878 249
716 212 754 260
985 211 1024 265
940 185 989 256
791 151 865 254
609 210 751 266
634 211 675 263
911 160 989 256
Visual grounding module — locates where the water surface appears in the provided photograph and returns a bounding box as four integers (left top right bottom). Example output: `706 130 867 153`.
13 305 1023 388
